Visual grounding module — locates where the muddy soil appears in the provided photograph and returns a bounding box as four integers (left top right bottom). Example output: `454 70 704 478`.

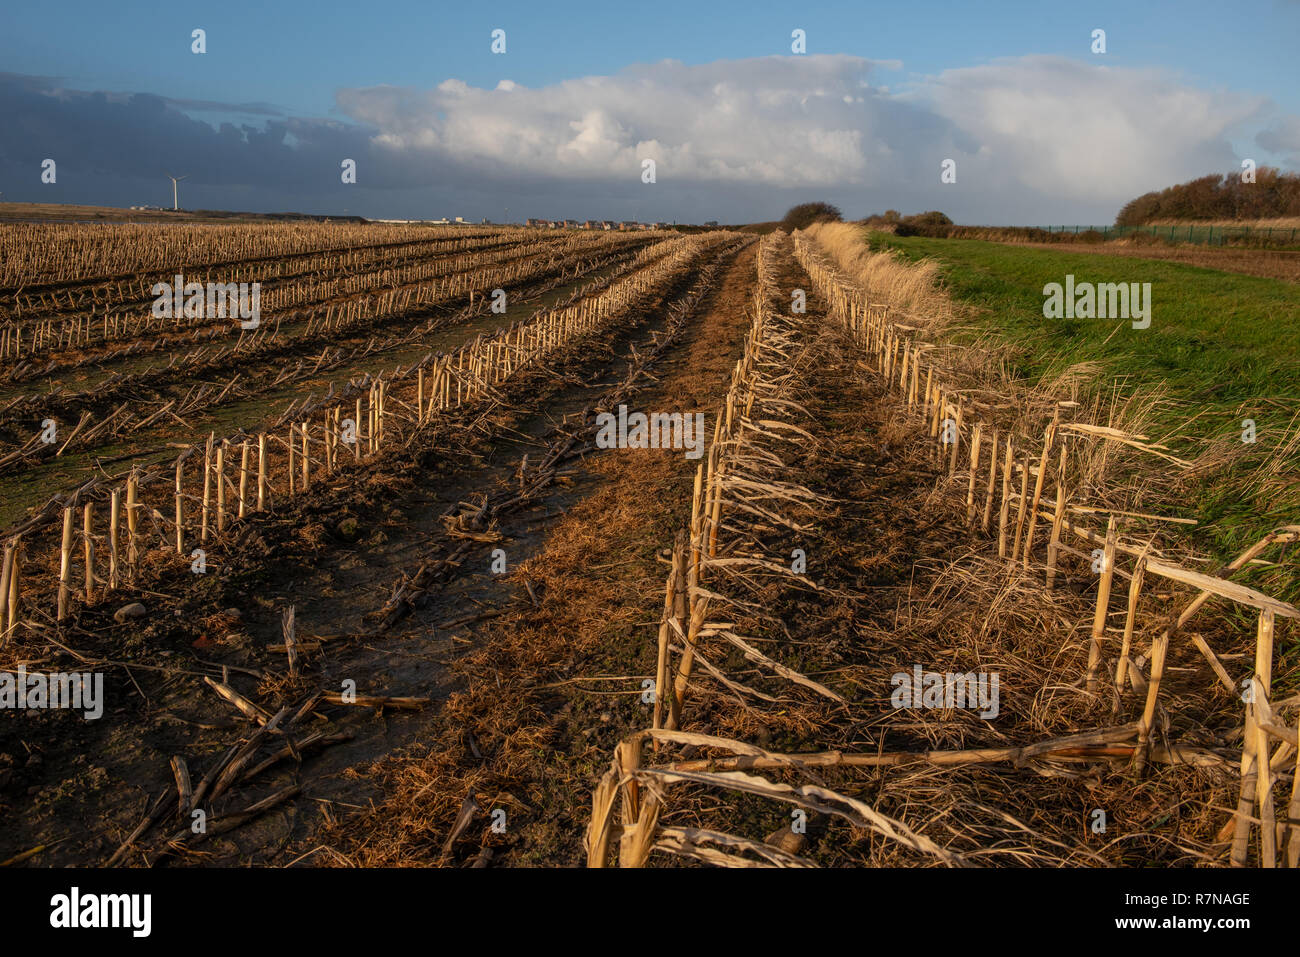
0 238 752 866
317 236 1223 868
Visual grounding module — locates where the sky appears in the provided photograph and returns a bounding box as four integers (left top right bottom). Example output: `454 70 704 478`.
1 0 1298 224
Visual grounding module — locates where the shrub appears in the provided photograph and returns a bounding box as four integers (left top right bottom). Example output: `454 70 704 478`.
780 202 843 231
1116 168 1300 225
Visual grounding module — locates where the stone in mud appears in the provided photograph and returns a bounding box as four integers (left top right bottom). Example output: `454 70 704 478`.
223 607 242 621
114 603 146 623
765 825 808 856
337 517 360 541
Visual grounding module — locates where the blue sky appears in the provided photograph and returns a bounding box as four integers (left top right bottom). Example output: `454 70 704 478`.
2 0 1297 222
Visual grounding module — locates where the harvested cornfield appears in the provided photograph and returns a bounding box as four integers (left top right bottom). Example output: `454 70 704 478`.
1 219 1296 882
586 229 1300 869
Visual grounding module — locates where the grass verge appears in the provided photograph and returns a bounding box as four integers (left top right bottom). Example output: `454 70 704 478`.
864 229 1300 604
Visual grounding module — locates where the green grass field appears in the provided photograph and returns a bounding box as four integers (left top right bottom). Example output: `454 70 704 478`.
867 230 1300 602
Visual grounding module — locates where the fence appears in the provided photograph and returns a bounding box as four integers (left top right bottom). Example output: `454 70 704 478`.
1037 224 1300 246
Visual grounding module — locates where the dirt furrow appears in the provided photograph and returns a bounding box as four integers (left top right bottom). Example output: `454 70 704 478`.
0 240 753 866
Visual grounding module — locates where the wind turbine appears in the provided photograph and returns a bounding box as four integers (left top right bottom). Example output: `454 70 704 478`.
166 174 187 211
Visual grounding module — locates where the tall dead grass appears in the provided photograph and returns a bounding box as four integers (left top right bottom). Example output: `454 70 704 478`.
1147 217 1300 230
803 221 946 324
791 225 1299 867
808 222 1300 542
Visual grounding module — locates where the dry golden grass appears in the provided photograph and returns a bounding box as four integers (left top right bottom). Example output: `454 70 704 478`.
1147 217 1300 229
803 221 947 323
591 233 1256 867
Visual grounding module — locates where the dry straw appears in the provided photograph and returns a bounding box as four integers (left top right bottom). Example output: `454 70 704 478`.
587 226 1300 868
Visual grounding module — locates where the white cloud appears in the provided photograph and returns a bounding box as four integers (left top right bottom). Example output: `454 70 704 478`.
4 52 1292 222
920 56 1266 206
339 55 891 187
332 53 1288 221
